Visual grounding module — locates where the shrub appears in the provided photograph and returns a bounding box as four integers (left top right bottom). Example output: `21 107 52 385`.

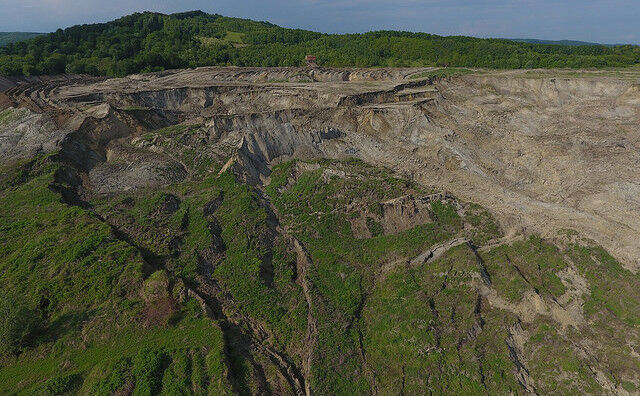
43 373 82 395
366 217 384 237
132 348 168 396
0 292 42 355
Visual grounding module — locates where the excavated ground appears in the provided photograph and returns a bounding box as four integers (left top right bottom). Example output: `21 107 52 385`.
2 66 640 395
2 66 639 271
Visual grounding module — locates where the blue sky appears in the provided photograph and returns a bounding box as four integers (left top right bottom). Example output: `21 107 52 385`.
0 0 638 44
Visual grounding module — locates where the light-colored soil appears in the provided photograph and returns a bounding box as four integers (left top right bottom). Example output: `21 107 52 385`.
2 66 639 271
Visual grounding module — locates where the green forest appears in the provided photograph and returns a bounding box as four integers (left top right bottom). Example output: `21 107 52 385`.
0 32 43 47
1 10 639 77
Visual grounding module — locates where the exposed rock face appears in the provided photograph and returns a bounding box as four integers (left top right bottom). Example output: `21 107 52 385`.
0 107 68 161
2 67 639 270
379 195 432 234
88 159 187 194
350 195 434 238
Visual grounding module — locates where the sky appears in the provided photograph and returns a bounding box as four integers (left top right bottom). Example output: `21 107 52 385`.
0 0 638 44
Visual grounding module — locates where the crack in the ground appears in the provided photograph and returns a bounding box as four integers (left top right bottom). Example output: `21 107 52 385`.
410 237 469 267
52 165 307 395
506 322 539 395
290 237 318 396
467 241 492 286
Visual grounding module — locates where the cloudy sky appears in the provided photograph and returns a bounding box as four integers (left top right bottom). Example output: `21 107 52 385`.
0 0 638 44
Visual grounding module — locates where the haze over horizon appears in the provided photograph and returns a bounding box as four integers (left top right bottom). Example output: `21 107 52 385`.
0 0 638 45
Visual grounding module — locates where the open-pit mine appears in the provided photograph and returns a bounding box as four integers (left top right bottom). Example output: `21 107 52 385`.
1 67 639 394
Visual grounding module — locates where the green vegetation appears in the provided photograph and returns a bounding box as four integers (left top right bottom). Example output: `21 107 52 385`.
0 316 232 394
365 217 384 237
622 381 637 392
0 32 43 47
364 245 522 394
136 123 221 179
90 165 308 389
463 203 502 245
0 158 233 394
0 107 31 126
1 152 639 394
483 236 567 302
0 293 43 356
1 10 639 77
430 200 462 229
510 39 607 46
567 242 640 326
409 67 475 79
524 319 603 394
212 171 307 350
266 159 478 394
199 31 247 48
0 158 144 327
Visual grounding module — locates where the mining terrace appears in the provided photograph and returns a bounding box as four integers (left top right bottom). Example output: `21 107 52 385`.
1 66 639 270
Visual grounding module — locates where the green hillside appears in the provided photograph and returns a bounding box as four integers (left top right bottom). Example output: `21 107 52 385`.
1 10 639 76
0 32 43 47
509 38 612 46
2 149 639 394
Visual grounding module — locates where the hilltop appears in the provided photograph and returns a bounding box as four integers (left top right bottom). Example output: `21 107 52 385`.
1 10 639 77
509 38 614 46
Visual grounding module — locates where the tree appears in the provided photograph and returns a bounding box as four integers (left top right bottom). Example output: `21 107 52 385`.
0 10 638 77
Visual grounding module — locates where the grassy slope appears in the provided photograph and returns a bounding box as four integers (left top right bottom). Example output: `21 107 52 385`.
0 158 232 395
0 137 639 394
265 159 506 394
364 245 521 394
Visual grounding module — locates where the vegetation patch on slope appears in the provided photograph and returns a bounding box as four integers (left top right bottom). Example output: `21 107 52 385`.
1 151 639 394
0 158 235 395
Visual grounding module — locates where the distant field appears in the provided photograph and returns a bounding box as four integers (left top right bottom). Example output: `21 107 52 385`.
0 32 43 46
198 31 248 48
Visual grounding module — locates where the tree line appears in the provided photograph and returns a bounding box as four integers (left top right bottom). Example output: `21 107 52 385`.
1 10 639 77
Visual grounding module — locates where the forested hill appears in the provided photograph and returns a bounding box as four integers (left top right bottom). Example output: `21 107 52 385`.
0 32 43 47
509 38 611 46
1 10 639 77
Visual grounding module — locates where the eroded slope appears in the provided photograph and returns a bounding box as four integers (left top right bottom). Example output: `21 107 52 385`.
0 67 639 394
